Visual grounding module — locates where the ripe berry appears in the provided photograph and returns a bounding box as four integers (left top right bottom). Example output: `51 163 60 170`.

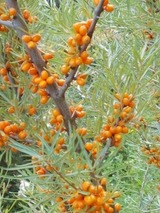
27 41 36 49
32 34 41 42
41 70 49 80
22 35 32 43
85 142 93 151
104 4 114 12
82 181 91 191
79 25 87 36
46 76 55 85
9 8 17 17
18 130 28 139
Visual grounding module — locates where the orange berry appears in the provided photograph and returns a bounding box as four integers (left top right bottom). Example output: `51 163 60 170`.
61 65 70 75
36 168 46 175
79 25 87 36
39 80 47 89
37 89 48 96
56 79 65 86
115 93 121 101
82 35 91 44
89 185 96 194
8 106 15 114
74 33 82 43
75 104 83 111
77 128 87 136
28 106 37 115
109 126 116 134
96 185 104 193
22 35 32 43
69 58 77 68
73 22 82 33
34 76 41 84
104 4 114 12
128 101 135 108
76 78 86 86
18 130 28 139
43 53 54 60
9 8 17 17
58 137 65 145
123 92 129 99
4 125 12 135
22 9 30 19
104 130 112 138
122 97 130 106
32 34 41 42
52 109 61 117
0 68 7 76
115 203 121 211
108 206 114 213
56 115 63 122
19 122 27 130
21 62 32 72
75 57 83 66
28 16 33 23
107 198 114 204
85 142 93 151
124 106 132 113
0 121 8 131
114 102 121 109
114 134 122 141
103 203 110 211
115 126 122 134
80 51 89 60
28 67 38 75
41 70 49 80
10 124 19 133
76 111 86 118
86 19 93 29
120 111 127 119
27 41 36 49
84 195 95 205
94 0 109 6
96 196 104 206
68 47 76 55
82 181 91 191
3 75 9 82
40 96 49 104
122 126 128 134
46 76 55 85
100 177 107 186
0 14 10 21
83 57 93 65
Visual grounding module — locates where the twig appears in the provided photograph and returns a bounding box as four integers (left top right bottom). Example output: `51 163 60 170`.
0 20 13 28
51 166 78 191
94 139 111 169
59 0 105 96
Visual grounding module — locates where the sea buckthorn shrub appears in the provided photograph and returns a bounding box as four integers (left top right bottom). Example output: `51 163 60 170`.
0 0 159 212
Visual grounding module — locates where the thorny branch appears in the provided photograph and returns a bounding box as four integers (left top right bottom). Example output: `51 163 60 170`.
60 0 105 96
4 0 105 133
